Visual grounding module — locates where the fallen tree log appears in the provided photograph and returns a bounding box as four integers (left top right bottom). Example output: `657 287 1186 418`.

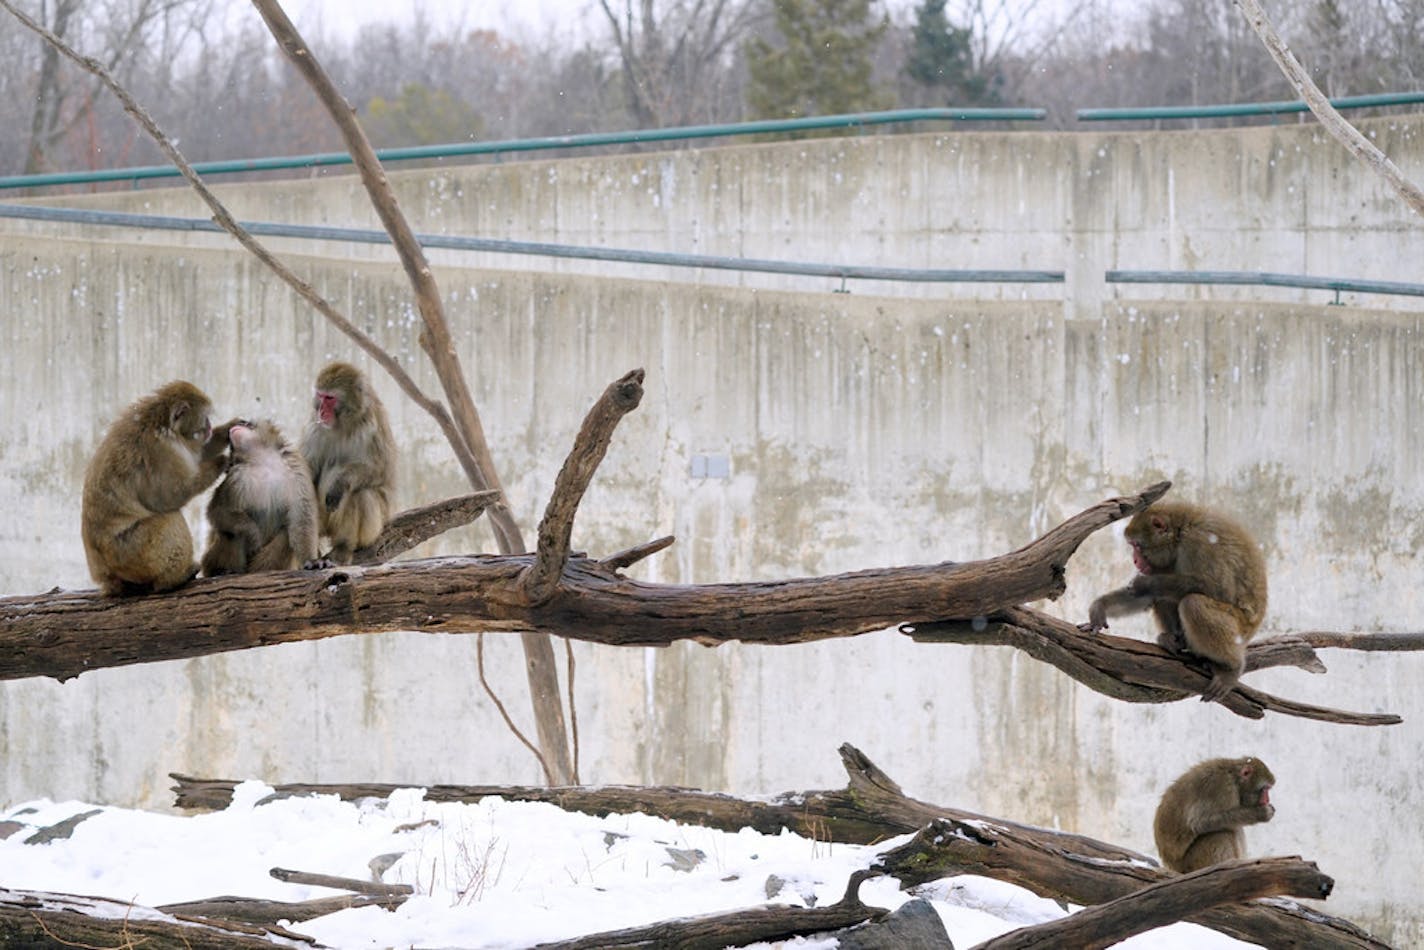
0 481 1168 682
171 743 1389 949
968 856 1332 950
0 885 311 948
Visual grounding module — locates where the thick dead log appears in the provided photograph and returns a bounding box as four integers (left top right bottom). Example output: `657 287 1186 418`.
172 743 1388 949
0 484 1167 682
905 606 1401 726
350 491 500 565
531 870 886 950
0 885 312 948
971 856 1332 950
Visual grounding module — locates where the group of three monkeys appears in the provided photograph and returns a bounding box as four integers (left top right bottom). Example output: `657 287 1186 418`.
80 361 396 595
75 365 1274 875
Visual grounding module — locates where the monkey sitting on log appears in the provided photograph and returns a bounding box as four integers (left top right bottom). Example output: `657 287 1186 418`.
1154 756 1275 873
300 361 396 565
1080 500 1268 702
82 380 235 596
201 420 325 575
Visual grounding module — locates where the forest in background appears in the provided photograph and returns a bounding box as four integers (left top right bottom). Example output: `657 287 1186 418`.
3 0 1424 180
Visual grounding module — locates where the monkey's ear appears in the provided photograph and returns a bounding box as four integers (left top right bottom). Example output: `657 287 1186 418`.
1150 514 1168 533
170 401 192 429
1239 762 1254 780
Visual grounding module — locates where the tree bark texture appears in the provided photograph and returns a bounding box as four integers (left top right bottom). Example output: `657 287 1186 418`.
171 743 1388 949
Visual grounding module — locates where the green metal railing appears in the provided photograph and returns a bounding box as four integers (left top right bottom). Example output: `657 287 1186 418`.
1077 90 1424 122
0 203 1064 288
1106 269 1424 303
0 107 1045 192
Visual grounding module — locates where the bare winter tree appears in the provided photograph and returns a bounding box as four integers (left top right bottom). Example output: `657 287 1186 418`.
598 0 762 127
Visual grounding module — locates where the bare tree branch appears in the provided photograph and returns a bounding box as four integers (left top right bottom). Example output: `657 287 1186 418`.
524 369 646 604
905 607 1401 726
1235 0 1424 216
351 491 501 565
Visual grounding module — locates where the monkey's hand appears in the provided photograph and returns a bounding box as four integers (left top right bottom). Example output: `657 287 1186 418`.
302 557 335 571
1078 598 1109 634
204 418 242 461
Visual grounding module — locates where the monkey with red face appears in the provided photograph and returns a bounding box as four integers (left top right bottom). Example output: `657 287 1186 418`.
299 362 396 564
1081 501 1268 702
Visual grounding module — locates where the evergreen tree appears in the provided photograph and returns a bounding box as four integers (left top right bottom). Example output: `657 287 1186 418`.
904 0 993 105
744 0 891 121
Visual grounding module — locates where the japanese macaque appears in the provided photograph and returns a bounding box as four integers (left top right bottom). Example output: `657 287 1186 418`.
201 420 324 575
300 361 396 564
1080 501 1268 702
81 381 234 596
1153 756 1275 873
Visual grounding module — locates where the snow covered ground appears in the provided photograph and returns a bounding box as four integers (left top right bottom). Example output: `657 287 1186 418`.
0 783 1254 948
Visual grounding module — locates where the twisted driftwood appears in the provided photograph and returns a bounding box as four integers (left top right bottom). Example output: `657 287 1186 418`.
171 744 1385 949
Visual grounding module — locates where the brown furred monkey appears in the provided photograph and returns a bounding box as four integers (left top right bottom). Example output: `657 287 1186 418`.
300 361 396 564
1153 756 1275 873
1080 501 1267 702
201 420 325 575
81 380 235 595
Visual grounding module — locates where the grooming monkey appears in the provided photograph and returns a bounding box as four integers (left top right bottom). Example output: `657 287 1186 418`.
1081 501 1267 702
1153 756 1275 873
81 381 234 595
201 420 324 575
300 362 396 564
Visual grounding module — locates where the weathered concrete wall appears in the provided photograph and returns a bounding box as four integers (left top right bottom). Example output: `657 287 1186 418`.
19 115 1424 312
2 231 1423 941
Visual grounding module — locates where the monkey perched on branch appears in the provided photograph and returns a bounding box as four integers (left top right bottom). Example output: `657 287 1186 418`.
81 381 235 596
1154 756 1276 873
1080 501 1268 702
300 362 396 565
201 420 324 575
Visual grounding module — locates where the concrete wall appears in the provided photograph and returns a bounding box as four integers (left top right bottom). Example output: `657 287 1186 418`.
2 120 1423 942
19 115 1424 312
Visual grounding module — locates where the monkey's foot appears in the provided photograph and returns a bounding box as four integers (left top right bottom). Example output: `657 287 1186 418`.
302 558 335 571
1200 674 1239 703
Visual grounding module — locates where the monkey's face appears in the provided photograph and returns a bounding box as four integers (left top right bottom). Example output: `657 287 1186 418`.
1238 758 1275 806
228 422 258 459
1124 510 1176 574
314 389 342 429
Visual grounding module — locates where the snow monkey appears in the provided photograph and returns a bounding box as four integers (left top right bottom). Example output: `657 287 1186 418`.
82 381 235 595
299 361 396 564
201 420 325 576
1153 756 1275 873
1080 501 1268 702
